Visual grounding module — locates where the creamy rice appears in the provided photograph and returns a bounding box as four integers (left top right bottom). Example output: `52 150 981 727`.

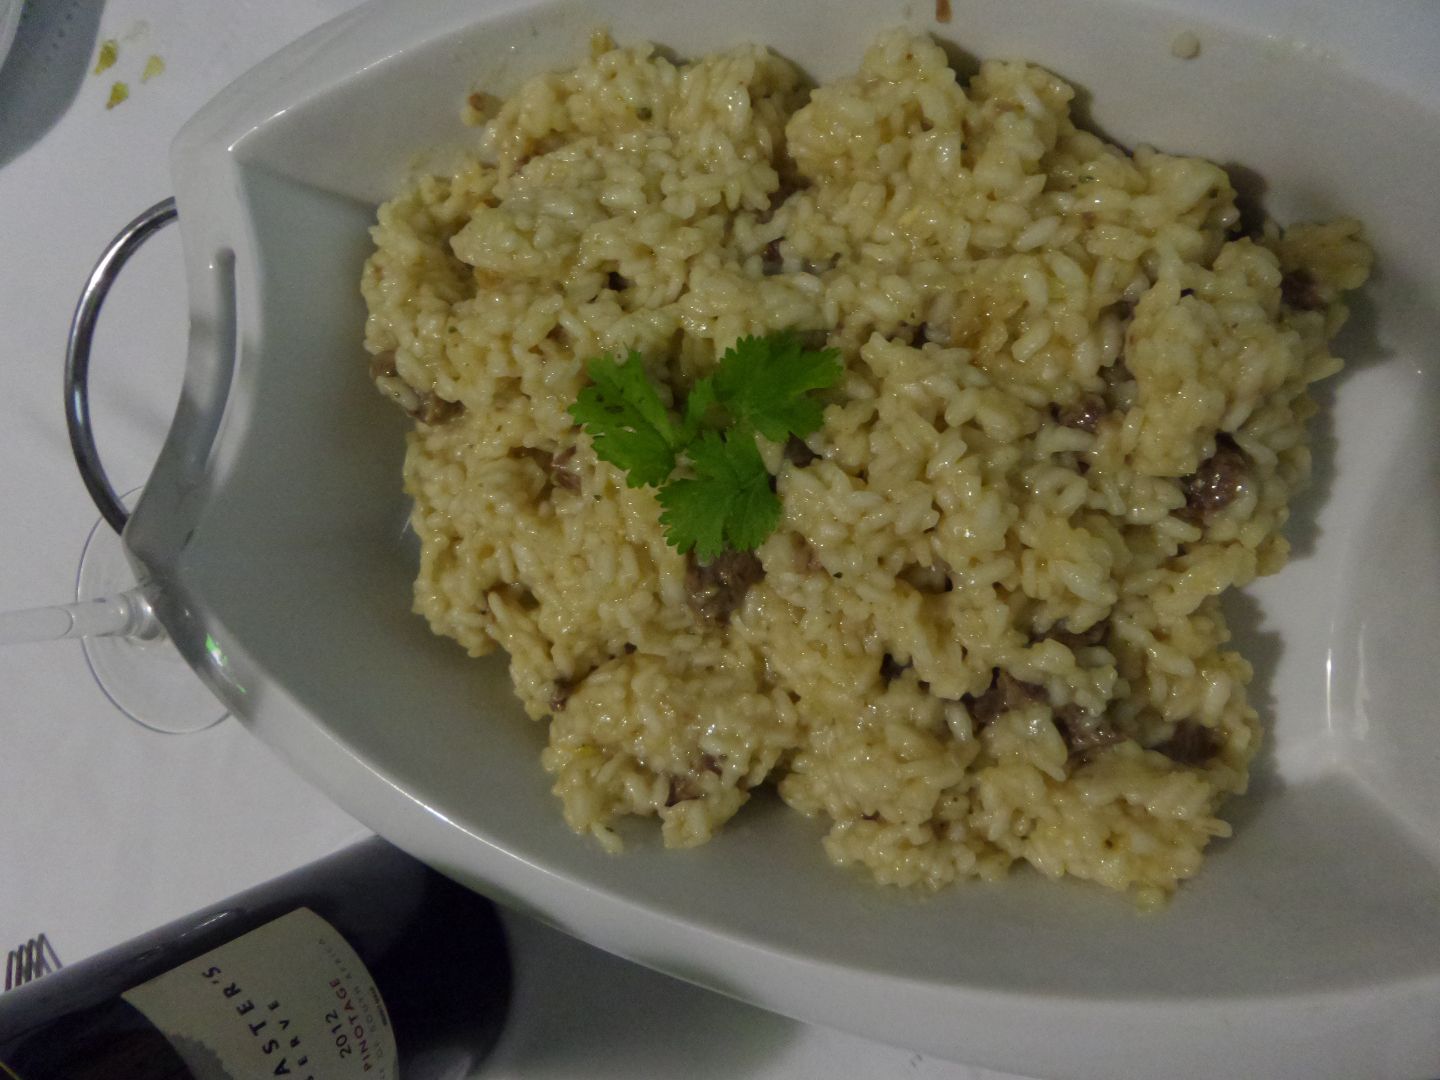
360 31 1371 902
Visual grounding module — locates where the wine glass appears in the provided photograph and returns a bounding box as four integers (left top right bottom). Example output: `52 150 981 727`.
0 495 226 735
0 198 226 734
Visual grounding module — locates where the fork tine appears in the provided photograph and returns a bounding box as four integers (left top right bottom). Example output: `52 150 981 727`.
3 936 60 991
38 934 60 975
6 943 24 990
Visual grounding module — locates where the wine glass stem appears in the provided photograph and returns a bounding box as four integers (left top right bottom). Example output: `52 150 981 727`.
0 589 161 646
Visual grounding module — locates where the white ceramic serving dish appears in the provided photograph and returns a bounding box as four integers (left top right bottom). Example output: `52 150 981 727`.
120 1 1440 1076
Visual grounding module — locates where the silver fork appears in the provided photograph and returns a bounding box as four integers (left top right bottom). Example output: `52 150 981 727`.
4 934 61 991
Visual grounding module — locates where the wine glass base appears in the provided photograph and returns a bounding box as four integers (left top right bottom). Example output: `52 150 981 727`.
76 490 227 734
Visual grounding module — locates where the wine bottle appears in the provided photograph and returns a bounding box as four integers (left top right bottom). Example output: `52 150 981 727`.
0 837 511 1079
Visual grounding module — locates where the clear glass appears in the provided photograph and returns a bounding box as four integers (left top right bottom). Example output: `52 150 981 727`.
1 489 226 734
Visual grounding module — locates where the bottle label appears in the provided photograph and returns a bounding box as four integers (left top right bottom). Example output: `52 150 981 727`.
120 908 398 1080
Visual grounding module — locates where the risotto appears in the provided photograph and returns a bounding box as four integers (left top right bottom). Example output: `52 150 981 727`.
360 30 1371 902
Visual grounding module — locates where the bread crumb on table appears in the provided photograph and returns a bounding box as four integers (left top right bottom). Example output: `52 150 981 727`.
1171 30 1201 59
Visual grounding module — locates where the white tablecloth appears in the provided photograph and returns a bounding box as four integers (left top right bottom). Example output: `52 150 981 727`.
0 2 1024 1075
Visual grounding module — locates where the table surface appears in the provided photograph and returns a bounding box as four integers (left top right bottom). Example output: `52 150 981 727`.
0 1 1023 1076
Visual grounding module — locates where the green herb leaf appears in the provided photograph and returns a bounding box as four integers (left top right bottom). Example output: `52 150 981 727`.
711 333 843 443
679 375 719 445
568 332 841 558
657 429 781 561
568 352 682 488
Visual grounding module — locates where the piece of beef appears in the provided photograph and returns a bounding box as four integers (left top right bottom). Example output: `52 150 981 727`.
685 550 765 625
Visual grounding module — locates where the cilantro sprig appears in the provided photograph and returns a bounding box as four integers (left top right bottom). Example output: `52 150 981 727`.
568 333 842 561
569 352 686 488
657 429 780 558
